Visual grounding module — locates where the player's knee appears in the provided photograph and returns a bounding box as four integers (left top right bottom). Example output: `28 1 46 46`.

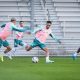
25 46 29 51
25 46 32 51
42 48 49 53
4 47 11 53
25 49 29 51
26 47 31 51
7 47 12 50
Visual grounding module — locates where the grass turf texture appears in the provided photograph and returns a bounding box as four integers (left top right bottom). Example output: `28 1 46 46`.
0 57 80 80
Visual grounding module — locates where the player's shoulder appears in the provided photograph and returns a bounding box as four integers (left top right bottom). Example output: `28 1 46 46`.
5 22 13 27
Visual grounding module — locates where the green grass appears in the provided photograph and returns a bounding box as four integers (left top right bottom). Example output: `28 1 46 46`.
0 57 80 80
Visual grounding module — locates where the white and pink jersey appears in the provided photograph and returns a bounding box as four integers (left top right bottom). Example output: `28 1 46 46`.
0 22 12 40
16 32 23 40
35 27 52 43
0 22 25 40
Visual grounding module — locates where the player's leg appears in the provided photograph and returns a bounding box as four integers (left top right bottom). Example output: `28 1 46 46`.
14 39 28 50
14 39 20 51
0 54 3 62
25 45 32 51
73 47 80 60
0 39 4 62
13 39 26 57
18 40 27 49
39 43 54 63
72 47 80 60
14 39 27 51
14 39 19 47
19 40 24 46
4 46 12 59
0 38 3 48
25 39 38 51
3 40 15 59
3 40 11 53
4 46 12 53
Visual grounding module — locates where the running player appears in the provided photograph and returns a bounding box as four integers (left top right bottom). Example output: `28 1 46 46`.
25 21 61 63
72 47 80 60
0 18 28 59
14 21 31 51
14 21 25 48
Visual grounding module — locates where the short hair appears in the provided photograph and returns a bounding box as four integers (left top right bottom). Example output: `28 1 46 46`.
10 18 16 22
19 21 24 24
46 21 52 24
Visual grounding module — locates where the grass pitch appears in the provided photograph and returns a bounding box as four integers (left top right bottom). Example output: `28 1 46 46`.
0 57 80 80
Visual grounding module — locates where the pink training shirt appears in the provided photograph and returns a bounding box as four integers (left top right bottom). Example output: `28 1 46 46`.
16 32 23 40
0 22 12 40
35 27 52 43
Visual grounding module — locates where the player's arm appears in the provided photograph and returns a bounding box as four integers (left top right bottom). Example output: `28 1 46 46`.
49 33 61 44
0 24 6 28
12 25 27 32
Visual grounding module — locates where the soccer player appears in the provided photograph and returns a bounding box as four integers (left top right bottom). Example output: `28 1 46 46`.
0 18 27 59
25 21 61 63
14 21 25 48
14 21 30 51
72 47 80 60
